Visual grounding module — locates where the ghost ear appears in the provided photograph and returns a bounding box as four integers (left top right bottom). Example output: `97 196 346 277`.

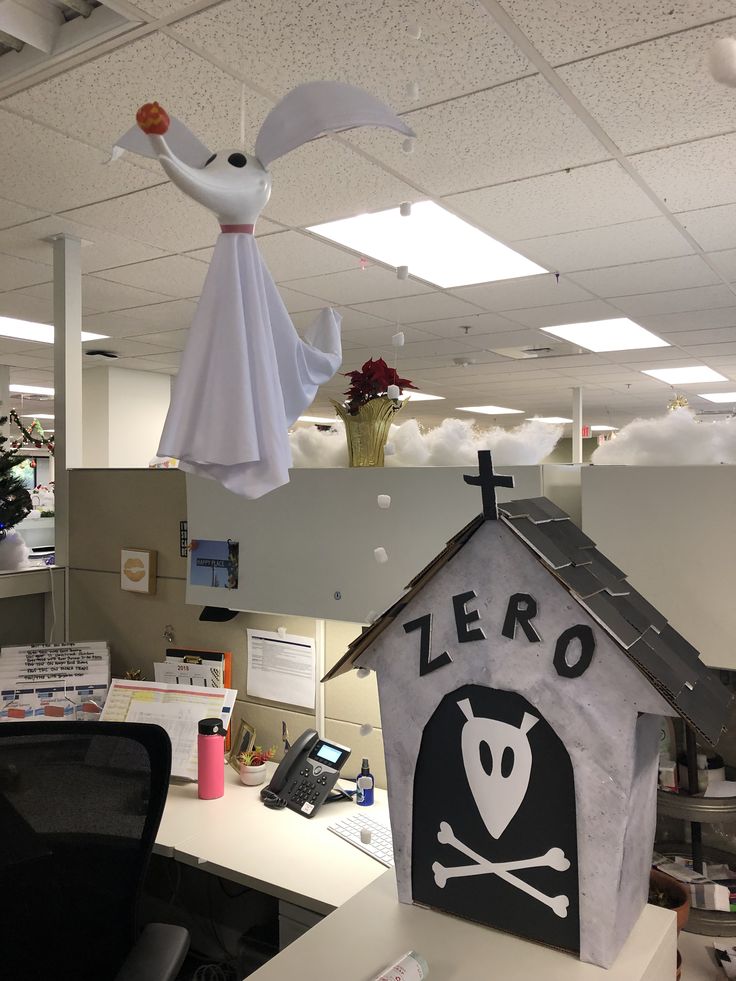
519 712 538 734
110 116 213 167
254 80 415 168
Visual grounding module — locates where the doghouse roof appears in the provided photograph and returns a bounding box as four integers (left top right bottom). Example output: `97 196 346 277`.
323 496 733 747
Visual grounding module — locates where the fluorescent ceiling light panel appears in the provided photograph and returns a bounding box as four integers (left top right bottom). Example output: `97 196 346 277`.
642 366 727 384
697 392 736 403
308 201 547 288
0 316 107 344
541 317 668 352
296 415 337 424
590 425 618 431
457 405 524 415
527 416 572 424
21 413 54 419
400 391 445 402
9 384 54 396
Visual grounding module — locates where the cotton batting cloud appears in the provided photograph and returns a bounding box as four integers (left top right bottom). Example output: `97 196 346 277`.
289 417 562 468
591 409 736 465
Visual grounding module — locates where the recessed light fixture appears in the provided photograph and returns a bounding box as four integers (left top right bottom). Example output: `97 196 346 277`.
296 415 337 424
20 413 54 419
590 425 618 432
541 317 668 352
697 392 736 403
9 384 54 396
456 405 524 415
400 391 445 402
642 366 728 384
307 201 547 288
0 316 107 345
527 416 573 424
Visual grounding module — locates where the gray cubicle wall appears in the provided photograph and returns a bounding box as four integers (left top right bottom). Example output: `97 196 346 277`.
581 466 736 670
67 466 581 788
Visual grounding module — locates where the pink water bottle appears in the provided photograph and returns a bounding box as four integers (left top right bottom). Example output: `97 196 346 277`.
197 718 225 800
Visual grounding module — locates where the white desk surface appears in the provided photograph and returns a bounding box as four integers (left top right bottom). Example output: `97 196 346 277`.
680 931 736 980
247 869 677 981
155 765 391 914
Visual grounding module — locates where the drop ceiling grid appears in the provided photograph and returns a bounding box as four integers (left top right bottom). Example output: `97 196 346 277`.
0 4 735 424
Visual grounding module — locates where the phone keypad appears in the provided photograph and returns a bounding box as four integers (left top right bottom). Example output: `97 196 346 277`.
285 766 336 817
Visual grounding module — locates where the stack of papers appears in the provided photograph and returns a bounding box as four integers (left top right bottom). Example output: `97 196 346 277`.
0 641 110 721
100 678 237 780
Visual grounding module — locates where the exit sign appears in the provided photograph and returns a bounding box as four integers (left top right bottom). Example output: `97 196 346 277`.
581 425 590 438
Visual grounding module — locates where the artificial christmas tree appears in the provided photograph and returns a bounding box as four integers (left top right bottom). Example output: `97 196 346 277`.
0 416 32 570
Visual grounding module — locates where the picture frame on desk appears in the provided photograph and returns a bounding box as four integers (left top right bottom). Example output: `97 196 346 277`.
120 547 157 594
228 719 256 770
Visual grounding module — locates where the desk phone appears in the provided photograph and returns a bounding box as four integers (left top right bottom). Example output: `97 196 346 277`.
260 729 351 818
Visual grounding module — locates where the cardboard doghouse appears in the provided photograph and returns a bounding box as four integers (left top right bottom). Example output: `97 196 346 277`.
324 452 733 968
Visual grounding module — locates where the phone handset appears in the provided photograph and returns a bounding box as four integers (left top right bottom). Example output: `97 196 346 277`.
260 729 319 808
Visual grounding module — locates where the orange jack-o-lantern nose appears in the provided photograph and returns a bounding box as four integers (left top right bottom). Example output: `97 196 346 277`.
136 102 170 135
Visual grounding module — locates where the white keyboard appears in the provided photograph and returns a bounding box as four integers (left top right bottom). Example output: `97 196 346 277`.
328 812 395 867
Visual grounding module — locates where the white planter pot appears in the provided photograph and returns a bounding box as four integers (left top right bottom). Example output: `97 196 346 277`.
239 763 267 786
0 530 30 571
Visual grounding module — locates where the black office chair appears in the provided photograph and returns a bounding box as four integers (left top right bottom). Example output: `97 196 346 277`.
0 721 189 981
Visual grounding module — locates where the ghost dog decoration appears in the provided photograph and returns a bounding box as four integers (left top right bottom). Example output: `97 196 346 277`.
324 451 733 967
113 83 414 499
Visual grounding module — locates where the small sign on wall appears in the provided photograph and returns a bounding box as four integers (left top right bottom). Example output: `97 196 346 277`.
120 547 157 594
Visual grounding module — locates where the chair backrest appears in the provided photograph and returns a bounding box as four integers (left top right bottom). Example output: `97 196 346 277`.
0 721 171 981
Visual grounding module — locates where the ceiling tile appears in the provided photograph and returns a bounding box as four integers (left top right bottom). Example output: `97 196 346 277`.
20 276 172 315
657 326 736 345
172 0 531 111
353 292 486 324
513 217 694 271
82 299 198 336
121 328 190 348
500 0 734 64
557 19 736 153
452 274 591 312
258 231 358 282
62 184 221 253
639 306 736 332
609 284 736 317
281 267 430 305
410 312 520 338
679 341 736 357
3 33 271 156
632 134 736 212
92 255 208 299
276 285 325 314
0 254 51 292
501 299 620 329
0 108 157 214
445 161 661 241
264 139 418 226
704 249 736 282
0 197 46 230
0 352 52 368
569 255 720 297
347 76 608 196
0 216 169 274
678 205 736 251
340 323 436 347
0 290 52 323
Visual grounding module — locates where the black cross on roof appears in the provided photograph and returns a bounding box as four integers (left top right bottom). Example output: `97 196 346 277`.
463 450 515 520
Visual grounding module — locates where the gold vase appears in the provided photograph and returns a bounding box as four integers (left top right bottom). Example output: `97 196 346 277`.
331 396 403 467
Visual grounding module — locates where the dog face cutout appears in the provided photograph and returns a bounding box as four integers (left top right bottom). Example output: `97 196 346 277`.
458 698 538 840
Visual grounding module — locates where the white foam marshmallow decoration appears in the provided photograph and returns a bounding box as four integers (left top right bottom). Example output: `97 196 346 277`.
709 37 736 87
113 84 414 499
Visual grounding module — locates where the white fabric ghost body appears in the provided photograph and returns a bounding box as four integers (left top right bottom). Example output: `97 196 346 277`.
160 232 341 497
114 82 414 499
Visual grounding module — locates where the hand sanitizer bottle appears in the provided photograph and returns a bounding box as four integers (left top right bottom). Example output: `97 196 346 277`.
356 757 374 806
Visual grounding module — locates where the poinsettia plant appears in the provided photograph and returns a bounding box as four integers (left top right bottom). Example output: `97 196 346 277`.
341 357 417 415
237 745 277 767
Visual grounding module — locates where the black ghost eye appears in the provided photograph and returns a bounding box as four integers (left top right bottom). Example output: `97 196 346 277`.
501 746 515 778
228 152 247 168
479 741 493 776
204 153 217 167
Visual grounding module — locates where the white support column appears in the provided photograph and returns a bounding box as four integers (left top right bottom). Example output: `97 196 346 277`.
572 386 583 465
53 234 82 640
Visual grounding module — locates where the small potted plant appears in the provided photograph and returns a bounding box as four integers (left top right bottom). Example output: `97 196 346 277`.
237 745 277 786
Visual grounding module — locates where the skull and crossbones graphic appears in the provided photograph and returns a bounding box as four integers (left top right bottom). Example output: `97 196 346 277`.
431 697 571 918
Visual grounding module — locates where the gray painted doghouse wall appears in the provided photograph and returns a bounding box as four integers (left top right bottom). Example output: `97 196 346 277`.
357 519 671 968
